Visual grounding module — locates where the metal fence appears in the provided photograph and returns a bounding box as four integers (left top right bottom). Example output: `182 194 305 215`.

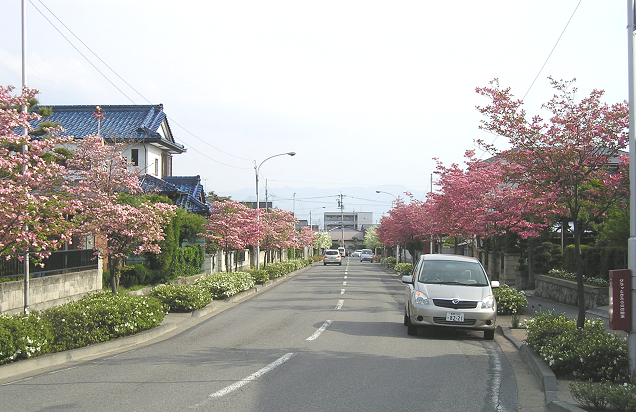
0 249 98 280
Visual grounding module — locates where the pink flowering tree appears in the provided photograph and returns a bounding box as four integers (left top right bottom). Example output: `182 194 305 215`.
260 209 296 264
66 135 175 292
295 226 315 257
0 86 79 262
202 200 260 271
476 78 629 327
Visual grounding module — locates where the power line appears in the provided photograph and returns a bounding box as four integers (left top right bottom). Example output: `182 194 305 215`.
29 0 251 170
486 0 583 153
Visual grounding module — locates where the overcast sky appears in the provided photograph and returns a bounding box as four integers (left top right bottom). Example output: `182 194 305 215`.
0 0 631 224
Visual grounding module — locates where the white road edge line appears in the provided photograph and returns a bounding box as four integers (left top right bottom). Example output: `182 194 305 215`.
306 320 333 341
336 299 344 310
204 353 295 400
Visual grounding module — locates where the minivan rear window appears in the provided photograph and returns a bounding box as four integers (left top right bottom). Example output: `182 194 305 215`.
325 250 338 255
418 260 488 286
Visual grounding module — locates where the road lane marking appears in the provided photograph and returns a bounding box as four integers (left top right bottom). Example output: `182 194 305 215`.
340 289 345 295
335 299 344 310
200 353 295 402
306 320 333 341
342 281 347 286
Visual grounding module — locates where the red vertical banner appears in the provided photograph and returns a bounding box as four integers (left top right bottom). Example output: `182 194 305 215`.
609 269 632 332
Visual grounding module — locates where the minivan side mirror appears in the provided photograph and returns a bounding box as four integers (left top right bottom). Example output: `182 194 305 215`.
490 280 500 288
401 275 413 285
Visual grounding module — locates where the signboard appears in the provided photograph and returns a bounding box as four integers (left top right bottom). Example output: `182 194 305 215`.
609 269 632 332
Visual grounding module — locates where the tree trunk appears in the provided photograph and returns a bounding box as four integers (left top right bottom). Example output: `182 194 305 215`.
109 257 122 294
527 237 534 290
573 219 586 328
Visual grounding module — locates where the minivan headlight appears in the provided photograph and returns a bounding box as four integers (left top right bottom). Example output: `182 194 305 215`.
481 295 495 309
413 290 430 305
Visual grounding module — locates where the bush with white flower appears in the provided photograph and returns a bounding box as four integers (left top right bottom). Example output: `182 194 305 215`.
526 312 629 383
493 284 528 315
196 272 255 299
150 283 212 312
0 312 54 364
45 292 167 351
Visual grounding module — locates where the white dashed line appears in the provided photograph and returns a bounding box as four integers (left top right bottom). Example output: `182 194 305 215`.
340 289 345 295
342 281 347 286
198 353 295 403
335 299 344 310
306 320 333 341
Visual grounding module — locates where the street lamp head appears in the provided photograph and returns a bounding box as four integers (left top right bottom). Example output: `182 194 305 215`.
287 152 296 156
376 190 381 193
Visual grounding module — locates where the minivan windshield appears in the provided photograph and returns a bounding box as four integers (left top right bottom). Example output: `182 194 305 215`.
361 249 372 254
418 260 488 286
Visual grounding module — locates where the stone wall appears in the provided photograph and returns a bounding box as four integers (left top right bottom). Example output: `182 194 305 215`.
0 262 102 314
534 274 609 309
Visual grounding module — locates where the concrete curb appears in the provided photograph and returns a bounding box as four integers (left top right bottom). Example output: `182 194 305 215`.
0 264 312 382
497 326 585 412
0 322 177 382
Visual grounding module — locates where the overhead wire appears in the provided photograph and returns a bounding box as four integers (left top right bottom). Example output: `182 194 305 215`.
29 0 251 170
483 0 583 155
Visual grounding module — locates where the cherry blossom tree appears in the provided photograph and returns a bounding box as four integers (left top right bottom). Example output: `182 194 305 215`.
476 78 629 327
260 209 296 264
202 200 260 271
66 135 175 291
0 86 79 262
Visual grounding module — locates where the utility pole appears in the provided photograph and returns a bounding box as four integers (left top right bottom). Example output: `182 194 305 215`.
626 0 636 379
338 194 345 248
21 0 30 314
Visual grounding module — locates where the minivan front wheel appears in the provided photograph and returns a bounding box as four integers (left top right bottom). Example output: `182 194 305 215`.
484 329 495 340
407 322 418 336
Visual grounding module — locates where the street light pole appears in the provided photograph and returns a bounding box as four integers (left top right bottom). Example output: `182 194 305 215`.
21 0 30 314
253 152 296 270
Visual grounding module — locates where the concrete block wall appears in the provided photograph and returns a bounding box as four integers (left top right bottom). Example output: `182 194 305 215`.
534 274 609 309
0 259 102 314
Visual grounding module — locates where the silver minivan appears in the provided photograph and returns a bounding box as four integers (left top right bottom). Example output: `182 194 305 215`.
401 254 499 340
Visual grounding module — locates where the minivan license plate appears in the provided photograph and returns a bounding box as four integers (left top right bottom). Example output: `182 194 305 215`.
446 312 464 322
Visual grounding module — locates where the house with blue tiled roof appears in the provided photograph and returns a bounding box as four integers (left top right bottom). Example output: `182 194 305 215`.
140 174 210 216
33 104 185 178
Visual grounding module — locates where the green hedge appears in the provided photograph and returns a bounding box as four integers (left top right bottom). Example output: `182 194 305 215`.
150 283 212 312
525 312 629 383
570 381 635 412
196 272 255 299
248 268 270 284
493 285 528 315
0 313 55 364
381 257 397 268
394 263 413 275
44 293 167 352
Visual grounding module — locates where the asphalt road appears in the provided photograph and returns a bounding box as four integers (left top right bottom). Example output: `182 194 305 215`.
0 259 518 412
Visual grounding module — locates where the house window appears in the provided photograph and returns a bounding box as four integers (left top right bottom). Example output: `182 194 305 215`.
131 149 139 166
154 159 159 176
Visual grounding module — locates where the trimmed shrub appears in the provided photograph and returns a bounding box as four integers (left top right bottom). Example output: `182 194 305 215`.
381 257 397 268
248 268 270 284
525 312 629 382
547 268 609 288
150 283 211 312
570 381 635 411
196 272 255 299
493 284 528 315
121 263 152 288
394 263 413 275
0 312 55 364
44 292 167 351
